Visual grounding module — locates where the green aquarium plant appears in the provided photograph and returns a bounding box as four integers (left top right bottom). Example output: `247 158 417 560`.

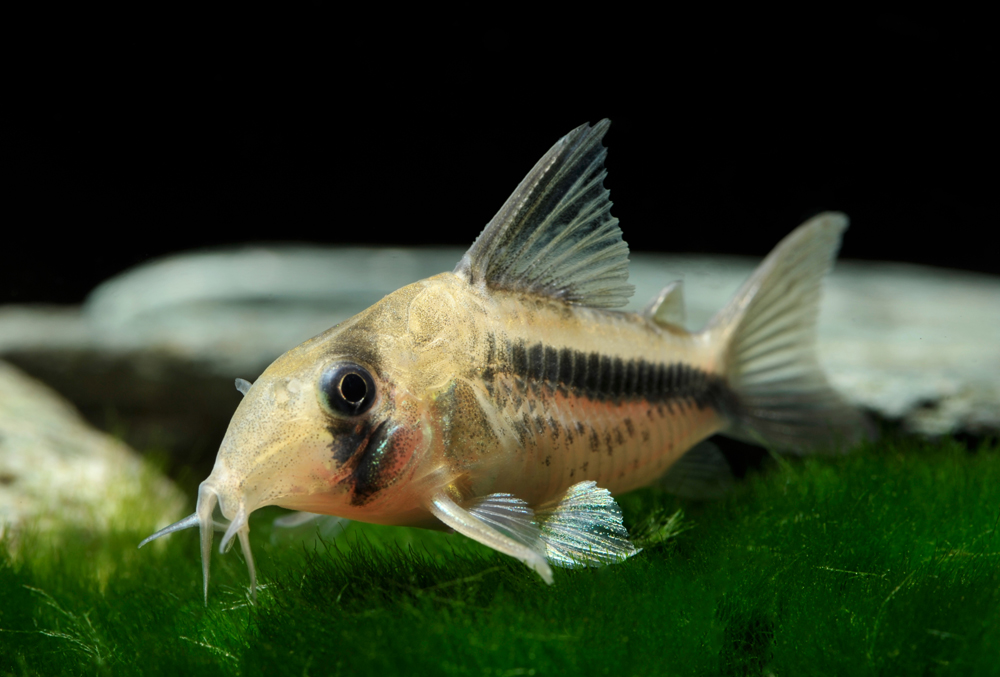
1 434 997 676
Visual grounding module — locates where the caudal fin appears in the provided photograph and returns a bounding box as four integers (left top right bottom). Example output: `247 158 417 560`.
707 212 871 453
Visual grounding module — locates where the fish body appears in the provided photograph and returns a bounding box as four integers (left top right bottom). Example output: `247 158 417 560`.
141 120 868 601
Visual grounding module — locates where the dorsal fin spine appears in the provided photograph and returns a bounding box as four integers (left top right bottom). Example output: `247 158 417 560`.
454 120 634 308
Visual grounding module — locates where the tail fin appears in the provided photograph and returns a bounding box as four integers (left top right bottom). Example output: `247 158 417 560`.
707 212 871 453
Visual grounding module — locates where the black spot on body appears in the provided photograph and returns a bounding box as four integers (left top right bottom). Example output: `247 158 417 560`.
598 355 612 397
585 352 600 396
558 348 575 388
511 341 528 375
497 339 740 454
350 420 396 505
528 343 544 381
484 332 497 365
510 390 523 411
513 416 531 442
533 415 546 434
637 360 651 398
610 356 625 399
329 421 372 464
624 360 638 397
544 346 560 384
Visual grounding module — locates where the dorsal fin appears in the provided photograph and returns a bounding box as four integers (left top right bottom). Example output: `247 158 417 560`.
453 120 634 308
643 280 686 328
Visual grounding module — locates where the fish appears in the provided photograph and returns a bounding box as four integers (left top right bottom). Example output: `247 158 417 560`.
139 119 869 603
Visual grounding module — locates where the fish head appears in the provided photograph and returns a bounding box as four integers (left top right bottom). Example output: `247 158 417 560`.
139 273 475 602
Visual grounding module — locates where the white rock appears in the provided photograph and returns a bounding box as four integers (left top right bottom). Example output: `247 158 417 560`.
0 360 186 542
1 247 997 439
627 255 1000 436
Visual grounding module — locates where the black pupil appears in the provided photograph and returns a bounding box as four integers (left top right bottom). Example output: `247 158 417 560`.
339 373 367 404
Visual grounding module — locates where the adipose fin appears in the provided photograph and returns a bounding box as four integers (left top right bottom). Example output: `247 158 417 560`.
643 280 686 329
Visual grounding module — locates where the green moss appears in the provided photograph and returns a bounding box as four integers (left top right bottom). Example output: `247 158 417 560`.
2 435 998 676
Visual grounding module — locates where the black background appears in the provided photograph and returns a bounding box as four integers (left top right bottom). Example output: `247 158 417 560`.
7 10 994 305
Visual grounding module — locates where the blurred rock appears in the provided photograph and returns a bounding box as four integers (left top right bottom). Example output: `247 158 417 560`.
0 360 185 541
0 246 997 470
627 256 1000 437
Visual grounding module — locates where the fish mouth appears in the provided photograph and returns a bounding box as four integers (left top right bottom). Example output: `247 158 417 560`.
138 479 259 605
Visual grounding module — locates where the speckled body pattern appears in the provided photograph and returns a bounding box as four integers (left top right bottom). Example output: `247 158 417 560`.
209 272 731 528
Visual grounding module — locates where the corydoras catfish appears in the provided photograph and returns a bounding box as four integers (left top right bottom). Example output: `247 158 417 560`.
140 119 869 603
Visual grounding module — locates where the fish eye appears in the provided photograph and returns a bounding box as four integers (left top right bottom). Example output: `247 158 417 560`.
319 364 376 416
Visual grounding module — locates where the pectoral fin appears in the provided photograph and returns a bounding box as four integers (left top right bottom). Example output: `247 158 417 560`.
429 491 553 584
534 481 640 567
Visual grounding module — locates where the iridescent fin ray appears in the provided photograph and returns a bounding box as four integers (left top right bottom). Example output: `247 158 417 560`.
429 492 553 584
465 493 542 550
534 481 640 568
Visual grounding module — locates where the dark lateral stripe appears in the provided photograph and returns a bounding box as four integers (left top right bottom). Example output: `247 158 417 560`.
503 339 737 413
